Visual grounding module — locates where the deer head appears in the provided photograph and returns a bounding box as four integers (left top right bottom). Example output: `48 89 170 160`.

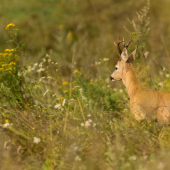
110 37 137 81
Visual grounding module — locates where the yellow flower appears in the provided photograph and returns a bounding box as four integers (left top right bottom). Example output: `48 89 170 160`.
9 62 16 65
2 64 7 67
5 119 9 123
90 82 94 85
74 70 79 74
64 90 68 93
132 32 137 35
63 82 69 85
60 97 64 101
5 49 14 54
4 49 10 52
67 31 74 41
6 23 15 30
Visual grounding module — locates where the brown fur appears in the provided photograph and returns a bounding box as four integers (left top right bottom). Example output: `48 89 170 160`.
110 48 170 124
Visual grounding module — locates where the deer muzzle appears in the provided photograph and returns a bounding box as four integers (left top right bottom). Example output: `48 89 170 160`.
110 76 115 81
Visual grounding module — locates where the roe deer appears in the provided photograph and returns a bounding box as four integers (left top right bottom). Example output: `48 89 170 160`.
110 37 170 124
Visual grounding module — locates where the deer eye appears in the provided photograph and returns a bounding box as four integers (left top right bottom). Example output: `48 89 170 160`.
115 67 118 70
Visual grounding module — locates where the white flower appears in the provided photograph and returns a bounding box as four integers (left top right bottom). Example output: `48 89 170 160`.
107 85 111 88
54 104 61 109
34 63 38 66
103 58 109 61
159 82 164 88
75 155 81 161
55 62 58 65
81 123 84 126
88 119 92 123
74 146 79 151
39 62 43 67
18 72 21 76
62 99 66 106
74 86 80 88
28 66 32 72
33 137 41 144
144 51 149 58
129 155 137 161
39 77 46 81
3 122 10 128
79 88 87 101
95 61 101 66
37 68 45 73
119 89 123 93
166 74 170 78
85 120 91 127
47 77 52 79
87 114 91 117
31 66 36 71
48 59 51 62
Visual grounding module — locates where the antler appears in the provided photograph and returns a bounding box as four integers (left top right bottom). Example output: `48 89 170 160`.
123 35 132 48
114 36 132 55
114 37 124 55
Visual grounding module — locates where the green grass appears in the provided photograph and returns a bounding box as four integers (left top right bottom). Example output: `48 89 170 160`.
1 0 170 169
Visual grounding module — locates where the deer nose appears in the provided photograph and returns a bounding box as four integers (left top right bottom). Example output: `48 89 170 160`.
110 76 114 81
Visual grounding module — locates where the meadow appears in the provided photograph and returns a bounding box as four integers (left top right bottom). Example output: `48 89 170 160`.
1 0 170 169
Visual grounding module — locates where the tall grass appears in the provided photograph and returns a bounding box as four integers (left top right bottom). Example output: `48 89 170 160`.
0 0 170 170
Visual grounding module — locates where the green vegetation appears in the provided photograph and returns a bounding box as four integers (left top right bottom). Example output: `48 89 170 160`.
1 0 170 169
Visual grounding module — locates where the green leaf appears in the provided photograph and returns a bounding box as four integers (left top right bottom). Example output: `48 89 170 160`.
40 159 52 170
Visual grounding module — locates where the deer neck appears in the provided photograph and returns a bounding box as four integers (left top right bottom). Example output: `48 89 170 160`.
122 63 142 97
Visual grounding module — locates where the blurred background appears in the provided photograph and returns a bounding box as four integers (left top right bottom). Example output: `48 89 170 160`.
1 1 170 169
0 0 170 81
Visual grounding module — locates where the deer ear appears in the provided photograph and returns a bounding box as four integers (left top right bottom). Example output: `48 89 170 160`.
130 48 137 60
127 48 137 63
121 48 129 62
